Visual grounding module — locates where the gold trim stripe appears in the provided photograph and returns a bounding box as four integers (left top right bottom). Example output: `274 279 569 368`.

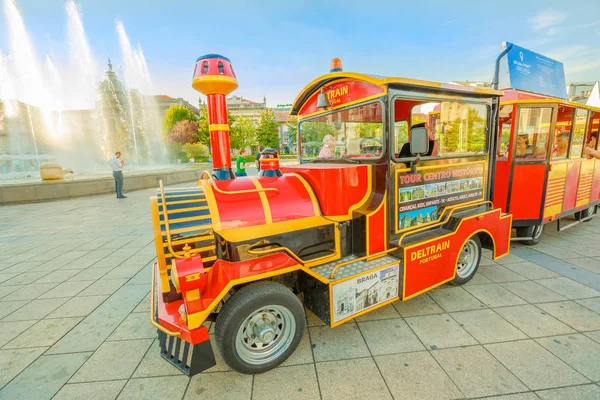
209 124 229 131
250 178 273 224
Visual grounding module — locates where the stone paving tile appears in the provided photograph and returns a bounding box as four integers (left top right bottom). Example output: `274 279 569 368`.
464 284 527 308
3 317 82 349
78 278 129 297
478 265 529 283
463 272 494 285
52 380 128 400
474 393 539 400
375 351 463 400
535 384 600 400
68 267 115 282
576 297 600 313
70 339 153 383
502 262 561 280
2 297 68 321
126 263 152 286
118 376 189 400
0 285 23 299
0 319 38 347
500 281 566 304
432 345 527 397
536 334 600 382
34 269 82 284
3 282 59 301
1 271 50 286
0 346 47 388
536 301 600 331
132 293 150 313
493 305 576 338
316 358 392 400
0 273 18 284
0 352 91 400
38 280 95 299
428 287 486 312
405 313 477 349
60 257 105 271
567 257 600 274
253 364 320 400
107 312 156 341
450 309 527 344
535 277 600 299
309 322 370 362
102 265 145 281
0 300 29 319
392 293 444 317
354 304 400 321
0 261 44 274
132 338 184 378
495 253 528 265
358 318 425 355
184 371 252 400
485 339 589 390
46 294 108 319
534 244 584 260
48 284 148 354
583 330 600 344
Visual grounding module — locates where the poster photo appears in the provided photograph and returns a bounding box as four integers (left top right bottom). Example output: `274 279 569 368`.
331 264 400 323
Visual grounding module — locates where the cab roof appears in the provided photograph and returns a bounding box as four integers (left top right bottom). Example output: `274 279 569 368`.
291 72 504 115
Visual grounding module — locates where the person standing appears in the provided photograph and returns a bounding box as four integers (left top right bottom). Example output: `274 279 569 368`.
110 151 126 199
236 149 247 177
256 145 265 171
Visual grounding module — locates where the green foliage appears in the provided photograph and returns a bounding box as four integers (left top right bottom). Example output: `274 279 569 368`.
354 122 382 139
256 109 280 149
286 116 298 145
230 115 256 151
162 105 197 139
439 107 486 153
182 142 209 159
300 121 335 144
168 120 199 145
230 155 256 163
197 105 210 146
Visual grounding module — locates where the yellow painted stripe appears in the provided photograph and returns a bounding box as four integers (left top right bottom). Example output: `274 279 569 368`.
166 215 212 224
165 206 210 214
289 173 321 216
161 224 212 235
169 235 214 246
250 178 273 224
209 124 229 131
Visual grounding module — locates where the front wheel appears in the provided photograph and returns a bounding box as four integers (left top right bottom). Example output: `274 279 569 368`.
516 224 543 245
215 281 305 374
450 235 482 285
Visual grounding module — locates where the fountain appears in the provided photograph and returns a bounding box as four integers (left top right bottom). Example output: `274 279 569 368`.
0 0 167 179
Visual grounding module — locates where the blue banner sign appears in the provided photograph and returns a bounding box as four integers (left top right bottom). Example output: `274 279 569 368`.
502 42 567 99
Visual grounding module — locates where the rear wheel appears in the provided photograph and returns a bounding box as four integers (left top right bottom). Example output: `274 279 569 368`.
575 206 595 222
516 224 543 245
215 281 305 374
450 235 482 285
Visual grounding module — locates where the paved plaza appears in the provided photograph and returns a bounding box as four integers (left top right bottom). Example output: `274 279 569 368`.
1 182 600 400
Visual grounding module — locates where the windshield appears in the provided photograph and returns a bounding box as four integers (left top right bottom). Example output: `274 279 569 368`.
299 102 383 162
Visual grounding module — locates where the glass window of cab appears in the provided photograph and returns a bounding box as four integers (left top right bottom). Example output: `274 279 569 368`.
394 101 488 160
552 106 574 160
299 102 383 161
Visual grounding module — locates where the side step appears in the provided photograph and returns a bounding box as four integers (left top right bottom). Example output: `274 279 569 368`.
157 331 216 376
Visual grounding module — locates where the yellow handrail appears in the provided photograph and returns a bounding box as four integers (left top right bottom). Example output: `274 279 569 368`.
247 245 306 265
150 262 182 337
330 247 399 279
199 170 280 195
158 180 187 259
397 200 492 246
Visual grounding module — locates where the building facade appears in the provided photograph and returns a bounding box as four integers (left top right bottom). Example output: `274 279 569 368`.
567 82 596 104
226 95 267 125
155 95 199 119
274 105 295 154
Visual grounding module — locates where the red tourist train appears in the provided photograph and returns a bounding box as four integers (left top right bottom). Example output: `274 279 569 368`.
148 53 512 375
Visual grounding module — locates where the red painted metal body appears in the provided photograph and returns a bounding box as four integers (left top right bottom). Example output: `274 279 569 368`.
207 93 231 171
299 79 384 117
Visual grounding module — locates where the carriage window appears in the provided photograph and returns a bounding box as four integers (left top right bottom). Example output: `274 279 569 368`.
586 111 600 152
498 105 512 158
552 106 574 159
570 109 588 158
515 107 552 160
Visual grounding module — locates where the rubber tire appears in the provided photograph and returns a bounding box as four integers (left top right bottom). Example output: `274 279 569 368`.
215 281 305 374
450 235 482 286
574 206 595 222
516 224 543 246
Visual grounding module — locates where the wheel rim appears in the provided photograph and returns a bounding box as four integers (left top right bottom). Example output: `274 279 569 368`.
235 304 296 365
532 225 543 240
456 239 479 279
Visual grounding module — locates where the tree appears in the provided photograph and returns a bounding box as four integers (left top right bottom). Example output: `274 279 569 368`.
182 142 209 159
286 116 298 148
256 109 280 149
162 105 197 139
197 105 210 146
169 120 199 145
354 122 382 138
230 115 256 153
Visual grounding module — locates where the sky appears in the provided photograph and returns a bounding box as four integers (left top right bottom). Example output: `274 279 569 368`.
1 0 600 108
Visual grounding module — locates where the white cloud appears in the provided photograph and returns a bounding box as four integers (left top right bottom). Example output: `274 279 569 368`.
529 8 567 35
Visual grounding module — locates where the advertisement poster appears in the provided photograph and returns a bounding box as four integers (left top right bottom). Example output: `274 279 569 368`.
396 163 484 231
331 264 399 323
503 42 567 100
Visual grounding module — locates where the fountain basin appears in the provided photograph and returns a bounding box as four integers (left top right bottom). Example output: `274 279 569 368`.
0 165 208 204
40 162 74 180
